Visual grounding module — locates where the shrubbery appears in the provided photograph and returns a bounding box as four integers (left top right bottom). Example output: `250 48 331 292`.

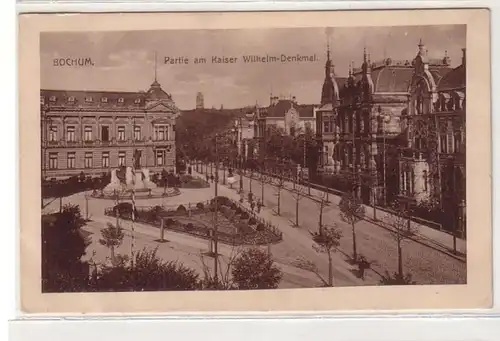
176 205 187 214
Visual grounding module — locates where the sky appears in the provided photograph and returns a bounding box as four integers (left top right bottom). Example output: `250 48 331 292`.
40 25 466 110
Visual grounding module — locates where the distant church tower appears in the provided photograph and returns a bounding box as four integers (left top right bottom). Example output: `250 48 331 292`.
196 92 204 109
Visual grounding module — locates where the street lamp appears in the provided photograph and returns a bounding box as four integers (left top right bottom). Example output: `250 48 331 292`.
234 118 244 193
378 106 391 207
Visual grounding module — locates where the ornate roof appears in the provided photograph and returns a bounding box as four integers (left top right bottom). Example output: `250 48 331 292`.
41 80 178 113
437 64 466 91
354 65 413 93
145 80 173 101
41 89 146 109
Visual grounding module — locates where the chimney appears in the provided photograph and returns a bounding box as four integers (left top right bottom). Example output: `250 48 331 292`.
292 96 296 103
271 96 278 106
462 48 466 66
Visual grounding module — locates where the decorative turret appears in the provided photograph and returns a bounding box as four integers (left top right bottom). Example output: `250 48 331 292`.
362 47 371 74
320 42 340 105
361 47 374 98
442 50 451 66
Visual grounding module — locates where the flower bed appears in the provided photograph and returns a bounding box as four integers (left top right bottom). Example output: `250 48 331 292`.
179 175 210 189
104 196 283 246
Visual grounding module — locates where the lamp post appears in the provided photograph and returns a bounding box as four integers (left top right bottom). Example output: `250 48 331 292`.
380 108 391 207
234 118 244 193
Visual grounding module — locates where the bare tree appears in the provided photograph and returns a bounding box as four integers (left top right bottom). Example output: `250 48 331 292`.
258 173 271 205
99 222 125 264
199 243 243 290
271 173 287 215
295 224 343 287
316 192 330 236
338 192 366 263
291 184 307 227
249 169 254 194
293 257 329 287
383 201 419 278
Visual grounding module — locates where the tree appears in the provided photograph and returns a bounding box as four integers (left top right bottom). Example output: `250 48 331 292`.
96 247 200 291
271 174 287 216
291 184 307 227
338 192 366 263
311 225 343 286
41 204 91 292
199 243 242 290
383 201 419 278
99 222 125 264
258 173 271 205
295 225 343 287
316 192 330 236
231 248 283 290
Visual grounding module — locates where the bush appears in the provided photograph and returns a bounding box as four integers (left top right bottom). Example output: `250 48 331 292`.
240 212 249 220
165 218 175 226
95 248 200 291
196 202 205 210
235 207 243 215
379 271 416 285
231 248 283 290
176 205 187 215
211 196 231 206
256 223 265 231
185 223 194 231
248 217 257 225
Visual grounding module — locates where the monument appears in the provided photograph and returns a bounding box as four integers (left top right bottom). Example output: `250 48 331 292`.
102 149 157 194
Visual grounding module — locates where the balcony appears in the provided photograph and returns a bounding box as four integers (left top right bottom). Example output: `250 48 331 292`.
66 140 79 147
83 140 94 146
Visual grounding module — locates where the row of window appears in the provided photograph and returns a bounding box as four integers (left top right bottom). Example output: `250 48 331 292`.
47 124 170 142
48 150 170 170
413 132 463 154
401 169 429 196
322 115 372 135
41 96 141 105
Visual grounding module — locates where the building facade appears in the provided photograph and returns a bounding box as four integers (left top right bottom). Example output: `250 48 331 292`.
254 95 317 137
317 41 454 206
234 113 256 164
41 79 180 180
399 44 466 227
252 95 318 167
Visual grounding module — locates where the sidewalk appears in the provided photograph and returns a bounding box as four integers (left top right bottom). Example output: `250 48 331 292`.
199 164 466 258
192 169 371 286
84 213 360 288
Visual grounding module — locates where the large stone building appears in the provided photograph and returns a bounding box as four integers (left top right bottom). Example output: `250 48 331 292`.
316 40 457 207
254 95 317 137
40 78 180 180
252 95 318 167
400 44 466 228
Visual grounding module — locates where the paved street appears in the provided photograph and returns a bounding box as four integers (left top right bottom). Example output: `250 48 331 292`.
43 165 466 287
43 188 362 288
195 165 466 285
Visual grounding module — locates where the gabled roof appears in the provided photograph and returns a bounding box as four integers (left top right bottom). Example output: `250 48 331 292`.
260 100 315 118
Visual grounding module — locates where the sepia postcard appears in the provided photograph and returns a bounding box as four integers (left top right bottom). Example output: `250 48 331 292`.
19 9 492 314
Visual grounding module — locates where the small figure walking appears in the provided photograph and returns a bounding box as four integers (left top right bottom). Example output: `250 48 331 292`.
206 173 209 182
210 174 214 183
256 199 262 213
250 201 255 212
